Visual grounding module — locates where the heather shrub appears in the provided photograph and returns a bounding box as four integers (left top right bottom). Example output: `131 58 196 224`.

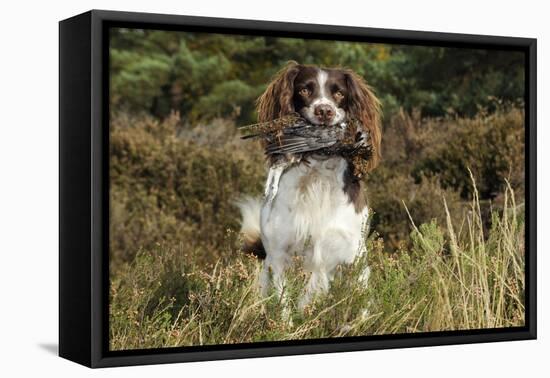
110 182 525 350
412 106 525 199
109 112 265 271
367 173 464 249
367 106 524 249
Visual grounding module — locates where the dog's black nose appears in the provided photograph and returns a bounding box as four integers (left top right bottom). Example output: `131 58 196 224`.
314 104 335 124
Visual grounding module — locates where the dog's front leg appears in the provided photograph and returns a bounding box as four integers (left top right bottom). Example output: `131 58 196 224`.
259 253 294 324
298 269 330 310
299 228 361 310
259 254 288 299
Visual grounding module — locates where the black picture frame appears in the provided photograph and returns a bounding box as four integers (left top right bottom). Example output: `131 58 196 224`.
59 9 537 368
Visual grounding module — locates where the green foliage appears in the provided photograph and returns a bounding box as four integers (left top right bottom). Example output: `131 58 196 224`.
192 80 263 121
110 29 524 123
385 47 525 117
110 49 172 110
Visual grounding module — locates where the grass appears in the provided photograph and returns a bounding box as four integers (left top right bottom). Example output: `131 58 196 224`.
109 177 525 350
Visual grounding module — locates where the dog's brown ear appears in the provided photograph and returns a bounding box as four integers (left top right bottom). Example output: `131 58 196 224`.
345 70 382 172
256 61 301 122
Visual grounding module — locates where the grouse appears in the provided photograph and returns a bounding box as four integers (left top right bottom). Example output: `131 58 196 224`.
240 114 374 178
239 114 374 203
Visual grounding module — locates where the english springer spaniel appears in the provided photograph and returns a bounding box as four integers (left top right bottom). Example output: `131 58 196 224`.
238 61 381 310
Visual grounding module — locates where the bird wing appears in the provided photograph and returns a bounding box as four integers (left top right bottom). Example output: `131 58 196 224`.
238 115 304 139
265 125 345 155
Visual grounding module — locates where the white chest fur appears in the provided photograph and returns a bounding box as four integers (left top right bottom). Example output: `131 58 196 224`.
260 156 368 271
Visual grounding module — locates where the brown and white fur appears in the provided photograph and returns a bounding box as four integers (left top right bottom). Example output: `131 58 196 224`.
238 61 381 310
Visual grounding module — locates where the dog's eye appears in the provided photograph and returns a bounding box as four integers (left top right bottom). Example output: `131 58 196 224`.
298 88 311 97
333 90 344 101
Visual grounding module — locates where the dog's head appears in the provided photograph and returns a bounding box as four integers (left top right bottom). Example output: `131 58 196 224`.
256 61 382 171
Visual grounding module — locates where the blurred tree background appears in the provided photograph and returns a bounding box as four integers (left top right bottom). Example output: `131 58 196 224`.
110 28 524 123
109 28 525 269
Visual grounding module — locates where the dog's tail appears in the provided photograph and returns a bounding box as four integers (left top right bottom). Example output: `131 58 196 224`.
235 196 266 259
